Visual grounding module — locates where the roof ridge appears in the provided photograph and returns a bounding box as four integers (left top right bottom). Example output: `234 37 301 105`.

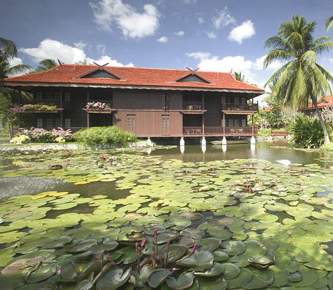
58 63 233 75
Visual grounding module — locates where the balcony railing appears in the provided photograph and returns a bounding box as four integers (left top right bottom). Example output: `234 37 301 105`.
183 126 256 136
183 102 203 110
222 103 258 111
19 98 62 106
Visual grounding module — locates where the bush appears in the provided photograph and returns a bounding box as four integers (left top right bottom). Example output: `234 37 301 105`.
289 114 328 148
74 126 137 146
15 127 73 143
10 135 30 144
257 128 272 137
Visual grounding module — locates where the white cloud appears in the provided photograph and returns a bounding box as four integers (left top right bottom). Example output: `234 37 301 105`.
254 55 283 71
8 57 23 67
90 0 160 39
20 39 133 67
175 30 185 37
74 41 87 50
212 7 235 29
198 17 205 24
186 51 282 85
206 32 217 39
157 36 168 43
228 20 255 44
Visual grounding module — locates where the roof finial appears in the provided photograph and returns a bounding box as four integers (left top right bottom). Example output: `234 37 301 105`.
57 59 63 65
93 62 109 67
185 67 199 75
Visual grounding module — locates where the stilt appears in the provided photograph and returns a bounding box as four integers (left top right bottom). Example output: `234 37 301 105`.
250 143 256 155
222 144 227 153
147 137 153 147
146 147 152 155
180 145 185 154
201 136 206 146
250 136 256 145
180 137 185 146
222 136 227 146
201 144 206 153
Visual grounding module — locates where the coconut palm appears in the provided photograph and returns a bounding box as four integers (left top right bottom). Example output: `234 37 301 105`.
0 37 30 137
234 72 245 82
264 16 333 144
326 17 333 30
35 59 57 72
0 37 30 79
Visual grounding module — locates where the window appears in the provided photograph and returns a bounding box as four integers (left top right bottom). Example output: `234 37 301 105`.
65 118 71 129
82 69 120 79
36 92 42 100
177 74 209 83
242 118 247 127
127 114 136 132
64 92 71 104
55 118 61 127
37 118 43 128
161 115 170 135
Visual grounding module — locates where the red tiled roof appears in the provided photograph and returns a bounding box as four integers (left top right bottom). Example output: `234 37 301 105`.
3 64 263 94
307 96 333 109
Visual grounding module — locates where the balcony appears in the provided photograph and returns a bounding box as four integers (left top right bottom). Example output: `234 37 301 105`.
183 126 256 136
10 103 64 114
182 102 206 114
222 103 258 115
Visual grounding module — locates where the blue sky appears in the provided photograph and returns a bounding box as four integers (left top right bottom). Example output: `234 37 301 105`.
1 0 333 86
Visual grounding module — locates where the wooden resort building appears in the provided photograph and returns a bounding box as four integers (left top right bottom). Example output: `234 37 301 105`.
3 64 264 139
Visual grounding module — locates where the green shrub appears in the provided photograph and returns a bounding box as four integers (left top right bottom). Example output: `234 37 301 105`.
289 114 328 148
257 128 272 137
74 126 137 146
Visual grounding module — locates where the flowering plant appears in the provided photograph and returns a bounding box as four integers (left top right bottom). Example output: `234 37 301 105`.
11 104 59 112
10 135 31 144
16 127 73 143
85 101 111 111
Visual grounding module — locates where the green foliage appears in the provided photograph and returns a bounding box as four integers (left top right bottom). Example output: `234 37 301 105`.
264 16 333 143
19 103 58 112
74 126 137 146
289 114 328 148
326 16 333 31
257 128 272 137
35 59 57 72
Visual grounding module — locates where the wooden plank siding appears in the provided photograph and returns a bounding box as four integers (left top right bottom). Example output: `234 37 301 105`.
12 87 258 138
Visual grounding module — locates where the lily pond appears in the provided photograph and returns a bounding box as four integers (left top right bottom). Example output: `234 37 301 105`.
1 144 333 290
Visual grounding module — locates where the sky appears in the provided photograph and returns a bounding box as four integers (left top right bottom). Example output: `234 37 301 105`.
1 0 333 88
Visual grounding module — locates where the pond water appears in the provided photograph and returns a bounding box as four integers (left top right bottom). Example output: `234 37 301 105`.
0 144 333 289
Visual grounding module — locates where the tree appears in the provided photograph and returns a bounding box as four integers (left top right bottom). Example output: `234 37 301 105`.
0 37 30 79
0 37 30 136
234 72 245 82
264 16 333 144
35 59 57 72
326 17 333 31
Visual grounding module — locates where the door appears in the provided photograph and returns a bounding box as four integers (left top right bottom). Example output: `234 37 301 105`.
127 114 136 133
161 114 170 136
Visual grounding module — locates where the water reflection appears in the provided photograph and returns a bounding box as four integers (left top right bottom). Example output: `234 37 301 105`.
153 143 329 165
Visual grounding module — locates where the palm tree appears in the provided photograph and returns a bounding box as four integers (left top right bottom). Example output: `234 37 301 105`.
0 37 30 79
0 37 30 137
326 17 333 30
264 16 333 144
35 59 57 72
234 72 245 82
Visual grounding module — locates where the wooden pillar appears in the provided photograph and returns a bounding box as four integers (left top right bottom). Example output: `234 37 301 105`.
60 89 63 128
86 89 90 128
222 113 226 136
251 114 254 136
202 95 205 136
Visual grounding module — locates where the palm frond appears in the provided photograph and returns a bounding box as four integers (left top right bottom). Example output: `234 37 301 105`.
263 50 293 68
6 64 30 75
326 16 333 31
0 37 18 58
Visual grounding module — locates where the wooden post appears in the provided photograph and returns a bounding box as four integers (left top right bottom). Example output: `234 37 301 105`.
251 114 254 136
60 89 63 128
86 89 90 128
222 113 226 136
202 95 205 136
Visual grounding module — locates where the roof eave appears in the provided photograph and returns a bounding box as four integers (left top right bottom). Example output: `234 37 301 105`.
3 81 264 95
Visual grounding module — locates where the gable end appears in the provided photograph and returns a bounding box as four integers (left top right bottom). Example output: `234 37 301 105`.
81 69 120 79
176 73 210 83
